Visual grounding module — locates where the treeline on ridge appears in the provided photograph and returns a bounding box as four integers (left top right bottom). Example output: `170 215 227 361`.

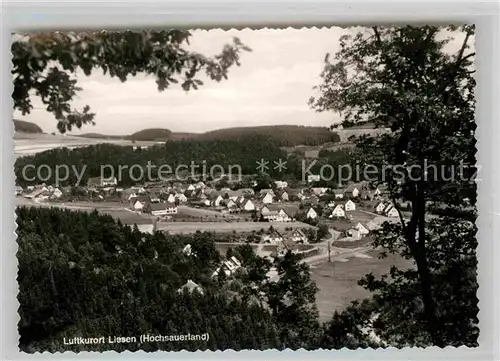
15 136 301 186
81 125 340 147
17 206 325 352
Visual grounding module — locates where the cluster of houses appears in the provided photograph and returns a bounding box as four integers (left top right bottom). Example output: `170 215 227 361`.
17 184 64 201
16 176 402 230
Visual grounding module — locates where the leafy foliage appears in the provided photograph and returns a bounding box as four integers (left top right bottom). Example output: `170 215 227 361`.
17 206 322 352
310 25 477 347
13 119 44 133
12 30 250 133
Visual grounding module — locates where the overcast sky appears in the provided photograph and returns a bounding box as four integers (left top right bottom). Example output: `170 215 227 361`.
14 27 467 135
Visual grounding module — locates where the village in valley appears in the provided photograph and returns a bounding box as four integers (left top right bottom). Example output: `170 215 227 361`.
16 171 404 259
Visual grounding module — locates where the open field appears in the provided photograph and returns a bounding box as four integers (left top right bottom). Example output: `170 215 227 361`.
156 221 316 235
14 132 159 158
310 250 414 323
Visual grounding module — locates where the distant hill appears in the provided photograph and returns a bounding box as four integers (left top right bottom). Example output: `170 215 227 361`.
76 125 340 147
196 125 339 147
76 133 124 140
13 119 43 133
127 128 173 141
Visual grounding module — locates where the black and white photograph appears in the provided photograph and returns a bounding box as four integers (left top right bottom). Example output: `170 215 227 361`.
12 25 478 352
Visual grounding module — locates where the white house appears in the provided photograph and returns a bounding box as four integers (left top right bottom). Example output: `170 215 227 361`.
329 205 345 218
51 188 63 198
211 256 242 278
177 280 204 295
224 199 237 209
274 180 288 189
132 199 149 211
311 187 328 196
366 220 380 231
276 190 289 202
261 192 274 204
175 193 188 203
102 177 118 187
333 189 344 199
166 193 176 203
345 184 360 198
146 202 178 216
307 174 321 183
262 209 291 222
306 207 318 219
211 194 224 207
355 222 370 236
347 228 362 241
385 206 399 218
240 199 255 211
375 201 386 213
343 199 356 212
286 229 308 244
261 230 284 244
150 194 161 203
183 244 192 256
131 186 146 194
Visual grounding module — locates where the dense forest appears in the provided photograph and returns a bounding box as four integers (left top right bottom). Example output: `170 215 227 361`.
195 125 340 147
15 135 302 186
127 128 173 141
77 125 340 147
15 136 360 187
17 206 323 352
13 119 43 133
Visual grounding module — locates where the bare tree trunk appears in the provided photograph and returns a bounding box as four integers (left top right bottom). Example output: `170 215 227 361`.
413 186 441 346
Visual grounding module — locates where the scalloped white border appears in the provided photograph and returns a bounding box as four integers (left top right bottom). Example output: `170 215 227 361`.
2 1 499 360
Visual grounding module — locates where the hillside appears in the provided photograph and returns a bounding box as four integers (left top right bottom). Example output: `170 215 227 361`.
76 133 124 140
13 119 43 133
127 128 172 141
75 125 340 147
196 125 339 147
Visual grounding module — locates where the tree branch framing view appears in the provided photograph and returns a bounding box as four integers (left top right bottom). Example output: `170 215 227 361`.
13 25 477 352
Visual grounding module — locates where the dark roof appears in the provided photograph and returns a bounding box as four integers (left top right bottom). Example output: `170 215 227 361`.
149 202 176 211
131 195 151 203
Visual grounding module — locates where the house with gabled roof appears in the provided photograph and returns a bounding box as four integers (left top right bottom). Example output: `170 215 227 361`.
15 185 23 196
284 229 309 244
274 180 288 189
275 189 289 202
375 201 386 213
288 188 305 201
342 199 356 212
306 207 318 219
222 198 237 209
239 188 255 196
175 192 188 203
259 188 275 196
332 189 345 199
239 199 256 212
329 205 345 218
345 183 361 198
261 229 284 244
226 190 244 201
311 187 328 196
355 222 370 236
177 280 204 295
130 195 151 211
144 202 177 216
259 191 274 204
211 256 242 278
208 192 223 207
385 205 399 218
